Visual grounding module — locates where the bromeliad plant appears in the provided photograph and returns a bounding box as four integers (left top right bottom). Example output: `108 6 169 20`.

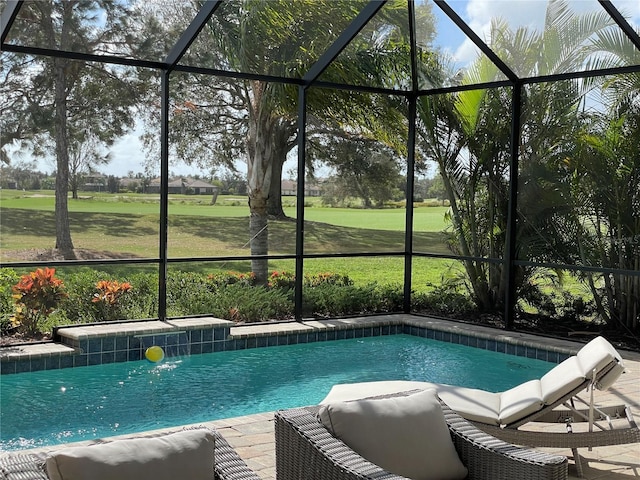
92 280 132 321
12 267 67 336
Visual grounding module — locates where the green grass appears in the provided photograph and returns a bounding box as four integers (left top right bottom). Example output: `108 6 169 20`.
0 191 453 291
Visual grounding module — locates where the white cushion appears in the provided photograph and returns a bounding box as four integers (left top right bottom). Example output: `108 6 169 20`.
45 429 215 480
499 380 543 425
540 356 586 404
320 380 435 404
595 360 626 390
576 336 621 377
318 389 468 480
436 384 501 426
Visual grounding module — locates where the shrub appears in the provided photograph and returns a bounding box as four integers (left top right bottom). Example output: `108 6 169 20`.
11 267 67 335
92 280 133 321
0 269 20 335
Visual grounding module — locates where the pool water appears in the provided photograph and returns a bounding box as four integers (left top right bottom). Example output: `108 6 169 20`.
0 335 554 451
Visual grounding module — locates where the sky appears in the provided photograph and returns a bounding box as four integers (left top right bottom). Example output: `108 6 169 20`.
6 0 640 178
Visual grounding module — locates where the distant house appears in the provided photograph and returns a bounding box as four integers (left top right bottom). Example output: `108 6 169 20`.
82 174 107 192
281 179 323 197
147 177 217 195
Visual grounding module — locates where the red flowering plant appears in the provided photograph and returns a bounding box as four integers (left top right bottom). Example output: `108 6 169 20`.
12 267 67 335
268 271 296 290
92 280 132 321
207 271 256 288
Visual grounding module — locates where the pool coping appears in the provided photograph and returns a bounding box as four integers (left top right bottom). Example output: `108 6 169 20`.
2 314 639 374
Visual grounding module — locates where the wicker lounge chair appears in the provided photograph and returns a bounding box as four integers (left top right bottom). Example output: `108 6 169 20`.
275 395 569 480
0 427 260 480
320 336 640 477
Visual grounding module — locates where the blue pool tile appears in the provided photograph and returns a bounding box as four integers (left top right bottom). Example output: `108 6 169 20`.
235 339 247 350
496 342 506 353
190 330 202 344
166 334 178 346
190 343 202 355
505 343 516 356
277 335 289 346
475 337 487 350
363 327 373 337
344 329 354 339
536 349 548 361
316 331 327 342
256 336 267 348
0 361 16 374
30 357 45 372
246 337 257 349
451 333 460 344
87 338 102 353
326 330 337 341
101 352 115 364
88 353 102 366
202 329 213 342
115 336 129 351
15 360 31 373
297 333 308 344
44 356 60 370
60 355 74 369
308 332 319 343
526 347 537 359
381 325 390 336
73 354 88 367
202 342 213 354
115 350 128 363
353 329 363 338
427 329 436 340
102 337 115 352
287 335 298 345
267 336 278 347
214 328 229 341
127 350 141 362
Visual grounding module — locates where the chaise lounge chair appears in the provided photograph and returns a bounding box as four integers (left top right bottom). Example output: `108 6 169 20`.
0 427 260 480
319 336 640 477
275 391 569 480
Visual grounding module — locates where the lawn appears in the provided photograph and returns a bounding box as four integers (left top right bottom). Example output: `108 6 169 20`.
0 191 454 289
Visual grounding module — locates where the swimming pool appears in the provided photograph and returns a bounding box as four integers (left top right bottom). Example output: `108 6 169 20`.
0 334 554 451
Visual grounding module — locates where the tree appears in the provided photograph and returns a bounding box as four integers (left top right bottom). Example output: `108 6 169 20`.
141 0 431 284
312 137 403 208
4 1 145 257
416 1 614 314
67 131 112 199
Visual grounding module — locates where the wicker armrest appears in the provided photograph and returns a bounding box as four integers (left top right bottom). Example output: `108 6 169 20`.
275 404 568 480
441 405 568 480
0 429 259 480
214 430 262 480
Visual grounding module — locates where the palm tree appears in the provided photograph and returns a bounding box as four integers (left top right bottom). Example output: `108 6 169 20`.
416 0 614 314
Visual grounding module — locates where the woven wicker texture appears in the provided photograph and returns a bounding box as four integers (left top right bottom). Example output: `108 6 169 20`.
275 400 569 480
0 429 260 480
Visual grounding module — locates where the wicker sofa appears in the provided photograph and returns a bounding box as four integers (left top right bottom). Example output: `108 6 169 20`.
0 428 260 480
275 398 569 480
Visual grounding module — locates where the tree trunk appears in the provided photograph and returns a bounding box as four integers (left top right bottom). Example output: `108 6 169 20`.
246 86 275 286
267 155 286 219
54 57 75 258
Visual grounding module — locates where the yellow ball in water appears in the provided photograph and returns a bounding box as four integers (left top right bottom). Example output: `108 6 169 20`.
145 345 165 363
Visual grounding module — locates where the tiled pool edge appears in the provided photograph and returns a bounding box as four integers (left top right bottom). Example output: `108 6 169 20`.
0 314 600 374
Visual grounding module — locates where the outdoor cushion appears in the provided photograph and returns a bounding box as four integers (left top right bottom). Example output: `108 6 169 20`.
576 336 625 389
45 429 215 480
540 356 585 404
436 384 501 426
498 380 544 425
577 336 619 375
319 380 434 404
318 389 468 480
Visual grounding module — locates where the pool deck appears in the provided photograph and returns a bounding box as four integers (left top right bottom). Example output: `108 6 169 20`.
3 315 639 479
